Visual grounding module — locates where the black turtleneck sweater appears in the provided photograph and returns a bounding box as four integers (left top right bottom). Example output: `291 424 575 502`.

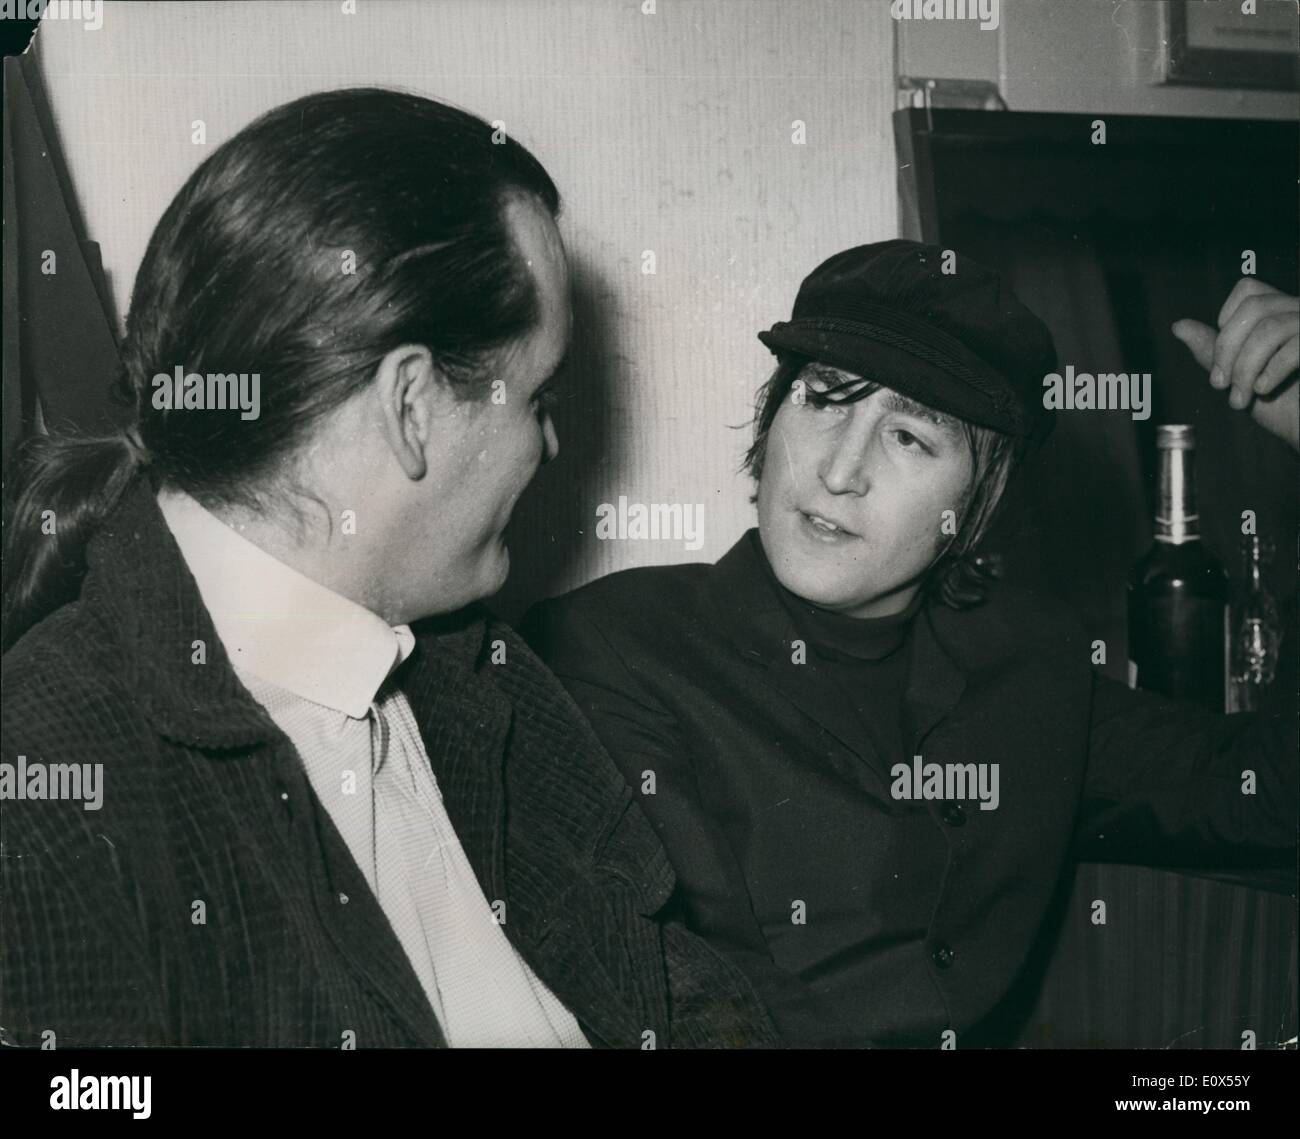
763 554 923 777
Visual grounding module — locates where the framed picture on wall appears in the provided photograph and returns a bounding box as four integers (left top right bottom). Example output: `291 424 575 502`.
1161 0 1299 90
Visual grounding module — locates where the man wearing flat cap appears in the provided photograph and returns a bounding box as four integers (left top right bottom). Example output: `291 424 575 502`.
523 241 1299 1047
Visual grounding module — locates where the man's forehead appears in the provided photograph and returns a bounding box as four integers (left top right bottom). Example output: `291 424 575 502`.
499 197 571 388
800 361 962 434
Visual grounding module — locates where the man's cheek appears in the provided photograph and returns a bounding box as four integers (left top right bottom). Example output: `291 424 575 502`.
870 521 926 572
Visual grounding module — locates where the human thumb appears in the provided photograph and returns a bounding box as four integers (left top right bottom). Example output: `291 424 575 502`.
1171 318 1216 373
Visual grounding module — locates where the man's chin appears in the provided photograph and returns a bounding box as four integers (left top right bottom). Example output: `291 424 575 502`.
769 553 903 616
419 545 511 617
772 560 858 611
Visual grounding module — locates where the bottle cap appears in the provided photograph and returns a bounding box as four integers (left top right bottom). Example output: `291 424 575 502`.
1156 424 1195 450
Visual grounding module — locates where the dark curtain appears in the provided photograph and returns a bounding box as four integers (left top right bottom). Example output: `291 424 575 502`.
2 51 123 472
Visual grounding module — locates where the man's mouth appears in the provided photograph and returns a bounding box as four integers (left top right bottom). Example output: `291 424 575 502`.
798 509 858 540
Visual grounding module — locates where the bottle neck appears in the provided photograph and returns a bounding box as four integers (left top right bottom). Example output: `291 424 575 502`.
1154 445 1199 545
1240 541 1267 592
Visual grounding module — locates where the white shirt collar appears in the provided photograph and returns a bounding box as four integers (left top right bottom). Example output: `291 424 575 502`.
157 487 415 719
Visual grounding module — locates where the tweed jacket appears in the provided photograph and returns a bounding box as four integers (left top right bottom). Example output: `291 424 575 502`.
0 481 779 1049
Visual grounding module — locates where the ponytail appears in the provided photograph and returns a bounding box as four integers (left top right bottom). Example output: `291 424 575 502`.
2 430 147 651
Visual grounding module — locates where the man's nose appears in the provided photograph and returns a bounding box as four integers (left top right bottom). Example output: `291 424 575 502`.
541 412 560 464
817 413 872 496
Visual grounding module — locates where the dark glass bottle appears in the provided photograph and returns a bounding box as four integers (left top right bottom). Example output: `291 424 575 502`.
1127 425 1228 712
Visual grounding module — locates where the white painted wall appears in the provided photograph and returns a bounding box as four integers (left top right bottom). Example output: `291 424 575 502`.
32 0 899 610
40 1 1284 610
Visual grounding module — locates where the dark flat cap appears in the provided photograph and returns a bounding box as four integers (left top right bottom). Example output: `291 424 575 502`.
757 240 1057 442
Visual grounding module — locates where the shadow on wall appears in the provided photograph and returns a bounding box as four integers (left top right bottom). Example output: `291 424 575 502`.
493 253 619 625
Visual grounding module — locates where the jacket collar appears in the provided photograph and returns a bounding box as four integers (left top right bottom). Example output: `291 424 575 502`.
707 529 993 775
82 476 286 749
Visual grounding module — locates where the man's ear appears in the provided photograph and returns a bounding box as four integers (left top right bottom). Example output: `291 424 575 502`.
372 344 456 480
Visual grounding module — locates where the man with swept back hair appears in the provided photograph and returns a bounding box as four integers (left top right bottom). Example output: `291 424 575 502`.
524 240 1298 1047
0 88 777 1049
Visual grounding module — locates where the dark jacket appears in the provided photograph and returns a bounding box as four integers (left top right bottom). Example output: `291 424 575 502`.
523 529 1298 1047
0 482 779 1049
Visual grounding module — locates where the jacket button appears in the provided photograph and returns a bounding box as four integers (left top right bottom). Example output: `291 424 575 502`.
941 803 966 827
338 893 350 905
932 942 955 969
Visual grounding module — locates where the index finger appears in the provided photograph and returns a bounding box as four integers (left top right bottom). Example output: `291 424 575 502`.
1218 277 1281 328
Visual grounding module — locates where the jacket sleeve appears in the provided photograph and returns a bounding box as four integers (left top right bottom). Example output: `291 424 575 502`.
0 752 169 1048
522 597 863 1048
1073 669 1297 869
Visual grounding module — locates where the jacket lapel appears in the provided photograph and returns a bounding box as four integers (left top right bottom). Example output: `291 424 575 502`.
398 614 509 909
900 604 968 759
297 774 448 1046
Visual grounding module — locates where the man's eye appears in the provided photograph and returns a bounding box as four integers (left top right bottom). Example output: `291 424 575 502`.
892 428 929 452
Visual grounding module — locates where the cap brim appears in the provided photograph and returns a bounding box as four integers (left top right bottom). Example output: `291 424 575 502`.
758 322 1040 439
